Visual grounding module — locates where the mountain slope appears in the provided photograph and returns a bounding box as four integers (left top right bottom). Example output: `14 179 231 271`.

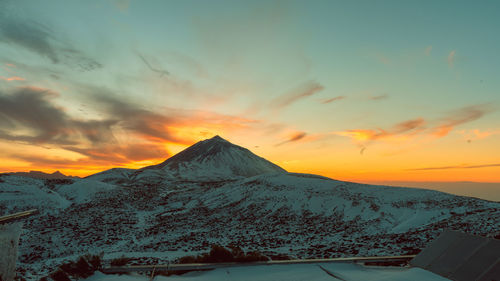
2 136 499 279
7 171 499 280
142 135 286 180
85 168 136 184
88 135 287 183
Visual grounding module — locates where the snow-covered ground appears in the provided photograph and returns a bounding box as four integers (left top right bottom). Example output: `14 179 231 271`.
1 136 498 279
84 263 450 281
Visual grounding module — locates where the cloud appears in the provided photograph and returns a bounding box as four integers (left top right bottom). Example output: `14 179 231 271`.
0 86 117 145
457 129 500 141
0 76 24 81
275 131 307 146
64 143 168 164
8 143 169 170
368 94 389 101
271 81 324 109
448 50 456 68
392 118 427 134
92 94 180 143
360 146 366 155
335 118 425 142
136 51 170 77
78 85 261 145
407 163 500 171
1 84 264 170
425 46 432 56
0 17 102 72
432 105 493 137
335 104 494 150
321 96 345 104
0 19 58 62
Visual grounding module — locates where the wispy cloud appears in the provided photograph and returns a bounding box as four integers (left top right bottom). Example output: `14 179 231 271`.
335 118 426 142
271 81 324 110
8 142 170 170
135 51 170 77
448 50 456 68
368 94 389 101
457 129 500 141
275 131 307 146
335 104 494 149
0 16 102 72
407 163 500 171
432 105 493 137
92 95 179 143
321 96 345 104
0 86 117 145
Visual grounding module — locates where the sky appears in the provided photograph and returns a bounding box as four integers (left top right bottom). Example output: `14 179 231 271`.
0 0 499 198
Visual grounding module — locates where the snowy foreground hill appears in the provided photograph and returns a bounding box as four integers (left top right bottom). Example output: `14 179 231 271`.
1 136 499 278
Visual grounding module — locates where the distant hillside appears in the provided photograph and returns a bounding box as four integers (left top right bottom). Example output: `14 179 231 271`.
1 170 79 180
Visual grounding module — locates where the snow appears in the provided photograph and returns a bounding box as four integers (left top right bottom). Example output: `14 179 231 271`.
192 172 472 234
86 168 136 184
83 263 450 281
54 179 117 204
3 136 499 280
139 136 287 181
0 175 71 214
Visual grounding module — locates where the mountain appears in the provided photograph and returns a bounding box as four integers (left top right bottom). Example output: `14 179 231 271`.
1 170 78 179
2 136 499 279
84 167 136 184
89 135 286 183
142 135 286 178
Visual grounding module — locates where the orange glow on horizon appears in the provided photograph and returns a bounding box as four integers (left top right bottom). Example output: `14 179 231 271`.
1 122 499 182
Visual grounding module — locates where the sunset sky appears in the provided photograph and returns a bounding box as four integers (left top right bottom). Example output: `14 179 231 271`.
0 1 499 192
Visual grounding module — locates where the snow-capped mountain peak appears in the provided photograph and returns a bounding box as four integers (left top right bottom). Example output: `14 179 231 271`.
140 135 287 180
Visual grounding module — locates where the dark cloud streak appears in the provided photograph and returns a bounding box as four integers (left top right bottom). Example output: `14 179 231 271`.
321 96 345 104
136 51 170 76
407 163 500 171
271 81 324 109
0 87 117 145
0 16 102 72
87 90 181 143
0 86 173 166
275 131 307 146
369 94 389 101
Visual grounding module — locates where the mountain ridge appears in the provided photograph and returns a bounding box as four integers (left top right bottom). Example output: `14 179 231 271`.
0 170 78 179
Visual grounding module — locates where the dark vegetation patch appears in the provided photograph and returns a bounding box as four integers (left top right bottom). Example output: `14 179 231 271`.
42 254 102 281
177 244 270 264
147 244 279 277
109 256 131 266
